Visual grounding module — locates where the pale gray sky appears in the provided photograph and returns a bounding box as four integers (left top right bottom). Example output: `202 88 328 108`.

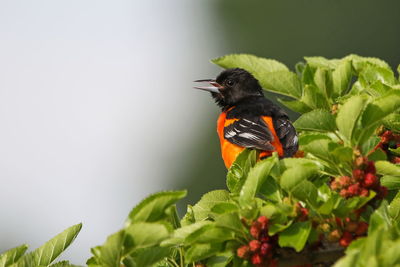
0 1 222 264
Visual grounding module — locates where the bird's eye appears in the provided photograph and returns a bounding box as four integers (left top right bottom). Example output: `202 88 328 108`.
226 79 234 86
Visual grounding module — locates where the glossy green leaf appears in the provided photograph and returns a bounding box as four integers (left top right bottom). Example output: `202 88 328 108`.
212 54 288 73
239 155 278 207
332 60 352 97
161 221 211 246
278 221 312 252
383 114 400 132
336 95 367 144
226 149 257 193
259 71 302 99
294 109 336 132
128 246 171 267
301 84 330 109
381 176 400 190
127 190 186 224
304 56 341 69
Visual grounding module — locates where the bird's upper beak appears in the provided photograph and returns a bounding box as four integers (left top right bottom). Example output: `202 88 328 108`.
193 79 223 94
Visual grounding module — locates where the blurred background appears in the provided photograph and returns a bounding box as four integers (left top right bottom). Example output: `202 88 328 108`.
0 0 399 264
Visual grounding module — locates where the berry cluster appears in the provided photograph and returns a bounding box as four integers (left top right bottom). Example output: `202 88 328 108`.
377 130 400 164
237 216 277 267
330 157 387 199
325 217 368 247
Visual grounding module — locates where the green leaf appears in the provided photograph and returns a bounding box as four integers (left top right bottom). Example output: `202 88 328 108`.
280 164 319 205
239 155 278 207
383 114 400 132
361 136 380 155
185 225 234 244
294 109 336 132
359 91 400 142
161 221 211 246
314 67 333 99
0 245 28 267
277 98 312 114
345 54 391 73
14 224 82 267
89 231 124 267
214 212 245 235
126 190 187 224
304 56 341 69
259 71 302 99
389 147 400 156
184 243 222 263
375 161 400 176
128 246 171 267
360 65 396 86
124 222 171 251
48 261 81 267
301 84 330 109
211 54 288 73
206 252 233 267
381 176 400 190
211 202 239 214
278 221 312 252
336 95 367 144
332 60 352 97
368 148 387 161
192 190 231 221
226 149 257 193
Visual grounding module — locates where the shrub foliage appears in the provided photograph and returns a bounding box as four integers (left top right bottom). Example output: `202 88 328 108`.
1 54 400 267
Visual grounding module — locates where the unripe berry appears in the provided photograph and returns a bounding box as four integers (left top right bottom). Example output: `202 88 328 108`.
249 240 261 252
195 264 206 267
327 229 341 242
330 180 341 190
236 245 250 259
318 223 331 233
355 156 367 167
339 231 353 247
355 221 369 236
251 253 263 265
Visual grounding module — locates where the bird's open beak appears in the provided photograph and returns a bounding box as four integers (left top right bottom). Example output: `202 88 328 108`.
193 79 223 94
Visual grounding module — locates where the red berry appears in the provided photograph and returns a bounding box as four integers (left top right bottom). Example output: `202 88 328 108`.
339 231 353 247
347 183 360 196
363 173 377 188
352 169 364 180
268 259 278 267
360 188 369 197
259 231 270 242
249 240 261 252
382 130 393 139
236 245 250 259
250 221 261 238
251 253 263 265
339 176 351 186
365 161 376 174
260 242 272 255
257 216 269 228
355 222 369 236
340 189 349 198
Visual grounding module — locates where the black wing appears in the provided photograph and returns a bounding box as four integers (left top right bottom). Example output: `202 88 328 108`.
224 117 275 151
274 118 298 157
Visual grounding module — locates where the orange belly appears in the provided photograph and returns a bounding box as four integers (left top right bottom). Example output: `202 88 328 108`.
217 112 283 169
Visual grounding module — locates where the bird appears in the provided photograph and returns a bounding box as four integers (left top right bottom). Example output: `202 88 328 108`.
194 68 298 169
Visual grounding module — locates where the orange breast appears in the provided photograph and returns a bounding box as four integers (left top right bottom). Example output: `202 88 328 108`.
217 112 284 169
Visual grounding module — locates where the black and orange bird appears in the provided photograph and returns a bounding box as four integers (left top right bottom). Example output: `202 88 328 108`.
194 68 298 169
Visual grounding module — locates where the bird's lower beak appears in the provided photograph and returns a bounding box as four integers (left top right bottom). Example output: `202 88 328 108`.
193 79 223 94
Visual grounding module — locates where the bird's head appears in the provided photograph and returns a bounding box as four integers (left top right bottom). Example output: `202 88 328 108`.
194 68 263 109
